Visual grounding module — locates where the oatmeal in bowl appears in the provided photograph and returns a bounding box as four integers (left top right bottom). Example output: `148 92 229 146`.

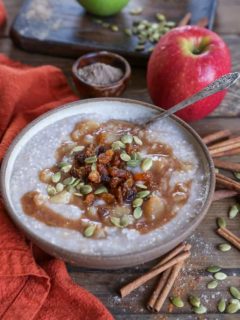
1 99 215 268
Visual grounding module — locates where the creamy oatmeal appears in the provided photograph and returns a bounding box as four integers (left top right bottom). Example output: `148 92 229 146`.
9 101 209 256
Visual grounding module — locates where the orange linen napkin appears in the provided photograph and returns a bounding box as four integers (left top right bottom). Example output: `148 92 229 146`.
0 55 114 320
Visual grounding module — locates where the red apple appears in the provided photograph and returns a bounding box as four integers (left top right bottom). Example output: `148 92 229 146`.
147 26 231 122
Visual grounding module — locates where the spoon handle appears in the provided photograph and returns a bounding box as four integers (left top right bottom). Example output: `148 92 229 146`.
145 72 240 126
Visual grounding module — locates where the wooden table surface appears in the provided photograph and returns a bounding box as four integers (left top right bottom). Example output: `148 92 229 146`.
2 1 240 319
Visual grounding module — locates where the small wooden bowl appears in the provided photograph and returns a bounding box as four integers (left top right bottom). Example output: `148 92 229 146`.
72 51 131 98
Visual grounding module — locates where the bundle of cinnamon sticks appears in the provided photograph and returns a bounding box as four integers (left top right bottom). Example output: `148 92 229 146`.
203 129 240 201
120 243 191 312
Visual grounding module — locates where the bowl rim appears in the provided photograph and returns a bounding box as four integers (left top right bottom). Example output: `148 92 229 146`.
0 97 215 262
72 51 132 89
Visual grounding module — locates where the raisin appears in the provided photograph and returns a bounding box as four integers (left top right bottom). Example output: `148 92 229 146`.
124 189 137 203
74 151 85 165
84 193 94 205
101 174 110 183
88 170 101 183
96 145 107 155
109 177 122 189
100 193 116 204
108 167 127 178
85 144 95 157
98 149 114 164
114 186 123 205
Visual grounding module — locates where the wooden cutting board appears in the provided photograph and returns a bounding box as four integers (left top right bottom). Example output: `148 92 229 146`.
10 0 217 65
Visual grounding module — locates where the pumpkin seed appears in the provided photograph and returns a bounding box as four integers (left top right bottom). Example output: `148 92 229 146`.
70 145 84 154
120 215 129 227
188 295 200 308
141 158 153 171
217 217 226 228
230 286 240 300
120 152 131 162
133 207 143 219
110 216 121 228
76 182 84 190
127 159 141 167
165 21 176 27
51 172 61 183
135 44 145 51
91 163 97 171
112 141 125 150
94 186 108 195
215 168 219 173
125 28 132 36
59 163 72 173
230 299 240 308
74 192 82 197
135 182 147 189
218 243 232 252
217 298 226 312
133 198 143 207
170 296 184 308
66 185 76 193
207 280 218 289
226 302 239 314
133 135 143 145
234 172 240 180
193 305 207 314
84 225 96 237
156 13 165 21
80 185 93 195
111 25 119 32
136 190 150 198
63 176 76 185
214 272 227 281
229 204 239 219
102 22 110 28
56 182 64 193
130 7 143 15
47 185 57 196
121 134 133 144
131 152 141 161
85 156 97 164
207 265 221 273
72 179 81 188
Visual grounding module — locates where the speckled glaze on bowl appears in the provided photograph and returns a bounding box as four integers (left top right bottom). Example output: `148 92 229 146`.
0 98 215 269
72 51 131 98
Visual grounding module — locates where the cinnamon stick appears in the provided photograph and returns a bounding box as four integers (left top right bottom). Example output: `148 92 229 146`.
209 142 240 156
120 251 190 298
213 190 238 201
213 159 240 172
209 136 240 150
216 173 240 192
211 147 240 158
147 268 172 311
217 227 240 251
202 130 231 145
178 12 191 26
153 262 184 312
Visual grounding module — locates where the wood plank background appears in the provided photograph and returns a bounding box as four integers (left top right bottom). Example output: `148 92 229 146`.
1 1 240 319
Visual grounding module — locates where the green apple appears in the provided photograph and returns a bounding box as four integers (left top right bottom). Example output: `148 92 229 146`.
77 0 129 16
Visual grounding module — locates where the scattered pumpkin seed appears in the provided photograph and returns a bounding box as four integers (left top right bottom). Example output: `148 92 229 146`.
207 265 221 273
207 280 218 289
47 185 57 196
136 190 151 198
133 207 143 219
120 152 131 162
193 305 207 314
85 156 97 164
130 7 143 15
218 243 232 252
66 185 76 193
133 198 143 207
120 215 129 227
94 186 108 195
133 135 143 145
74 192 82 197
56 182 64 193
229 204 239 219
131 152 141 161
230 287 240 300
141 158 153 171
51 172 61 183
80 185 93 195
135 182 147 189
59 163 72 173
91 163 97 171
234 172 240 180
127 159 141 167
156 13 165 21
84 225 96 237
70 145 84 154
217 217 226 228
215 168 219 173
226 302 239 314
76 182 84 190
170 296 184 308
214 272 227 281
230 299 240 309
111 25 119 32
110 216 121 228
112 141 125 150
72 179 81 188
135 44 145 51
188 295 201 308
125 28 132 36
121 134 133 144
217 298 226 313
63 176 76 186
102 22 110 28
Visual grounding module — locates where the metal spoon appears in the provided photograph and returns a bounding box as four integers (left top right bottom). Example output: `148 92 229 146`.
144 72 240 127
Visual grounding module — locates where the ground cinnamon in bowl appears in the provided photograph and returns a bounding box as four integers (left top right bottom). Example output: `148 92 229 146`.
77 62 124 86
